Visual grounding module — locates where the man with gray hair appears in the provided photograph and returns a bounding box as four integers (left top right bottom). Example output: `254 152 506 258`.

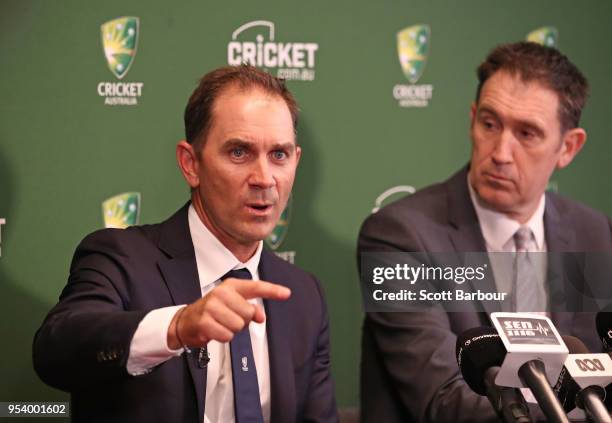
358 42 612 422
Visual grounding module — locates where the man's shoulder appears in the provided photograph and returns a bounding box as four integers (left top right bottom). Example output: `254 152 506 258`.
74 204 190 261
261 249 317 283
360 172 458 236
70 222 167 271
260 249 325 300
548 191 610 222
379 180 448 217
77 223 161 253
547 192 612 246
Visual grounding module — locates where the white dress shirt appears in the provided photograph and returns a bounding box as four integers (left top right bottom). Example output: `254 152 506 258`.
468 178 548 406
127 204 271 423
467 177 548 309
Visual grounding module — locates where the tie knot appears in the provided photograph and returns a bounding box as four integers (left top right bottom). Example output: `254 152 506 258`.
224 268 252 281
513 226 533 252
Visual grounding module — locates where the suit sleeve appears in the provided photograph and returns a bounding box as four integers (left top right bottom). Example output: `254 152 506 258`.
302 276 339 423
32 230 149 392
358 211 498 423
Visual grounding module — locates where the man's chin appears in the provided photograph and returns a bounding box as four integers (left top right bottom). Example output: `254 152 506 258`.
236 224 277 244
475 189 516 214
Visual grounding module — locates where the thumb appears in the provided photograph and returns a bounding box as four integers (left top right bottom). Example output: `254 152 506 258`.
252 304 266 324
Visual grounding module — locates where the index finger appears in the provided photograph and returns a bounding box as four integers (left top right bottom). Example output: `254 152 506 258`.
232 279 291 301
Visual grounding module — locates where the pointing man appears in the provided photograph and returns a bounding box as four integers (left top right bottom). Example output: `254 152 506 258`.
34 65 338 423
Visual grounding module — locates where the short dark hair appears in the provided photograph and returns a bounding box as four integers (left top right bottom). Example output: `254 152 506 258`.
476 41 589 132
184 64 299 153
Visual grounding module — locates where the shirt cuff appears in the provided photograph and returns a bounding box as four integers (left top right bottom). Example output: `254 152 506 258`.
127 305 186 376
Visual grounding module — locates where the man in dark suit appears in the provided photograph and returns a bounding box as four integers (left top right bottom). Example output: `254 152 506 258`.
33 65 338 423
358 42 612 422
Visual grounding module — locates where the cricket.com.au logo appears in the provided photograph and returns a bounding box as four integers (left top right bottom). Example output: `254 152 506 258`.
393 24 433 108
227 20 319 82
526 26 558 48
371 185 415 214
265 195 296 264
0 218 5 258
102 192 141 228
97 17 144 106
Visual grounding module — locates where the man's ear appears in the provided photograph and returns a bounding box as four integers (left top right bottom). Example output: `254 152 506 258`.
556 128 587 169
470 102 477 127
295 145 302 166
176 140 200 188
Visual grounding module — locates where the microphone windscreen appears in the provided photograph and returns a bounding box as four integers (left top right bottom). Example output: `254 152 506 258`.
562 335 590 354
595 312 612 351
554 335 589 413
553 366 579 413
456 326 506 395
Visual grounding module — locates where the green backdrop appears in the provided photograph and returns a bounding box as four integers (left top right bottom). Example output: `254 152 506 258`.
1 0 611 416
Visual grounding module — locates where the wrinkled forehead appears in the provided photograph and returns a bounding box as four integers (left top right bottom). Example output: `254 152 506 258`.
478 70 562 130
209 85 297 141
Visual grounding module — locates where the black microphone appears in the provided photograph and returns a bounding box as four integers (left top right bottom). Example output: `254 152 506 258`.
596 312 612 354
556 336 612 423
553 365 581 414
490 312 571 423
595 312 612 412
456 326 532 423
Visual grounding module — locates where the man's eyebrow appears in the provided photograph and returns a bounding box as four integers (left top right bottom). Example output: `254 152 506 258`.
476 106 499 118
222 139 296 152
222 138 254 149
270 142 296 152
478 106 545 135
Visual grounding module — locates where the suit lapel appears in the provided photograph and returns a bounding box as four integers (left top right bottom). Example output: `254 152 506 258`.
260 250 296 423
446 168 488 253
544 194 579 317
544 194 573 253
446 168 500 314
157 203 207 423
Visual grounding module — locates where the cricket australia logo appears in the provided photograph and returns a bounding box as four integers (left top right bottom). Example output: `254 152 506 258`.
102 17 139 79
97 17 144 106
527 27 558 48
393 24 433 108
227 20 319 81
265 196 296 264
266 195 291 250
102 192 141 229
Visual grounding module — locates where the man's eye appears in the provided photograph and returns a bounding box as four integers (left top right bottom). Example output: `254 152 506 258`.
231 148 245 158
520 130 535 140
272 151 287 160
482 120 496 130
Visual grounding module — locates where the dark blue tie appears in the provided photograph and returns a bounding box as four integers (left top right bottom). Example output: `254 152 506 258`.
224 268 264 423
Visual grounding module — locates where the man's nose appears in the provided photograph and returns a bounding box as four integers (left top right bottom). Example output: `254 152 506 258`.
248 157 276 189
491 130 514 165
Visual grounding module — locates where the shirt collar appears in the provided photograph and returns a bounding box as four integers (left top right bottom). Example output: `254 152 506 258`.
188 204 262 287
467 175 546 252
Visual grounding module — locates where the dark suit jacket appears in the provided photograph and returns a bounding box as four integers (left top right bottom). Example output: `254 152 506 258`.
357 167 612 423
33 204 338 423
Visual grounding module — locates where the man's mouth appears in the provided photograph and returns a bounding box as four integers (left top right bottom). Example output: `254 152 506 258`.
483 172 513 184
246 203 274 215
